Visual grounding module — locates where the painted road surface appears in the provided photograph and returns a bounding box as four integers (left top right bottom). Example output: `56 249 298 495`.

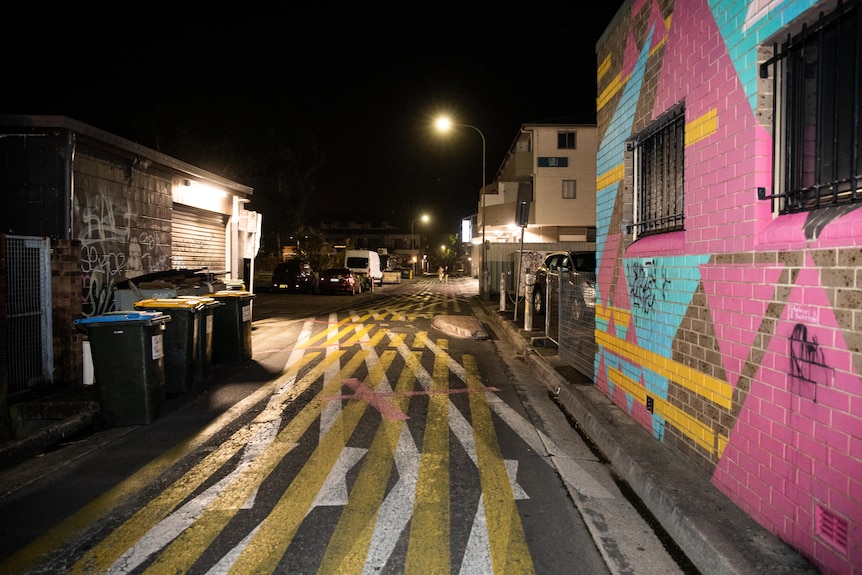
0 278 681 574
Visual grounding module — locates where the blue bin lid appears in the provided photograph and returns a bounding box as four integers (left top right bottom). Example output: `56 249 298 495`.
74 310 170 325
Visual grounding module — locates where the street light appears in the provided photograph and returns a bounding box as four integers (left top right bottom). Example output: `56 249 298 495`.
434 116 488 300
411 214 429 278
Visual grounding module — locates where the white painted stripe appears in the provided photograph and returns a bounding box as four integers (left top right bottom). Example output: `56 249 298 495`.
310 447 367 510
362 424 420 574
459 493 492 575
320 313 344 439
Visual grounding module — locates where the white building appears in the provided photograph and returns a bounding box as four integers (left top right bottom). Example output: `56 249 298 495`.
476 123 597 294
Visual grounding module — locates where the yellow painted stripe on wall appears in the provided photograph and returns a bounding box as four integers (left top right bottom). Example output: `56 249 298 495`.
596 304 632 334
598 71 625 110
598 53 612 81
597 164 625 191
597 329 733 410
608 366 716 453
685 108 718 146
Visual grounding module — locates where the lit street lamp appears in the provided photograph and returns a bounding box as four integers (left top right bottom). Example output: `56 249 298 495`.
434 116 488 300
411 214 429 278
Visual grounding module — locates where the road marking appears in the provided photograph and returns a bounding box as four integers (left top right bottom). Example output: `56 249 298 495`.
463 355 536 574
424 337 614 500
68 350 335 574
223 352 386 574
405 348 452 572
138 350 372 575
316 353 420 573
327 378 501 421
109 417 288 572
310 446 367 509
359 353 424 574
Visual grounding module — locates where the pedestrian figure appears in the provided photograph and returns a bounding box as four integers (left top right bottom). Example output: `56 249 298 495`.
438 266 444 282
444 266 449 282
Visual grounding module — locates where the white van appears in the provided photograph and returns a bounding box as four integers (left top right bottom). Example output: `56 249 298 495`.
345 249 383 287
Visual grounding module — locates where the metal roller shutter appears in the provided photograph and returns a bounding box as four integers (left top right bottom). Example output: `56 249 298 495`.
172 204 228 271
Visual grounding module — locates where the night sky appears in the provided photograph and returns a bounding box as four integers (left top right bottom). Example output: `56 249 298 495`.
3 3 625 238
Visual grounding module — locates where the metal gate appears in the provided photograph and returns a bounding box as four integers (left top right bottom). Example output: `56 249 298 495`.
5 235 53 395
171 204 228 271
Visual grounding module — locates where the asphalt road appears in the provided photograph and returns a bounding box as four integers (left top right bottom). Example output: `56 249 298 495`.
0 278 683 574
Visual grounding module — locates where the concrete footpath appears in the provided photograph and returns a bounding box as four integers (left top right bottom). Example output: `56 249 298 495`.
433 295 817 575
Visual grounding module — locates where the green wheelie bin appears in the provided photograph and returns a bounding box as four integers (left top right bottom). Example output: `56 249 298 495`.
134 298 203 394
178 295 222 384
74 311 171 426
209 290 256 364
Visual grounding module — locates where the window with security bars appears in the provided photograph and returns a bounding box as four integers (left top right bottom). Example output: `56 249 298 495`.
760 1 861 214
562 179 576 199
631 104 685 237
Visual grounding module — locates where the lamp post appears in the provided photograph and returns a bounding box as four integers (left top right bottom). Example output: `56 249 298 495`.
411 214 429 278
434 117 488 300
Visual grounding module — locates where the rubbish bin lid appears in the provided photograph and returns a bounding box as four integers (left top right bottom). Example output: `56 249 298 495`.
178 296 223 307
207 290 256 299
134 298 203 310
74 310 170 326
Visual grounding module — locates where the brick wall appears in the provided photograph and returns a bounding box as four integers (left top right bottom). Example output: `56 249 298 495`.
595 1 861 571
73 148 173 316
51 239 83 389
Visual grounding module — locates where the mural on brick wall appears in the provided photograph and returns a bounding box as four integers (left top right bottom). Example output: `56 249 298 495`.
595 0 860 571
76 186 169 316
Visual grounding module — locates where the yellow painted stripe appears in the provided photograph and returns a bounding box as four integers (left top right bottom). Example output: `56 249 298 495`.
405 347 452 572
685 108 718 146
18 351 318 575
318 351 422 573
597 329 733 410
596 303 633 329
597 164 625 191
464 355 535 574
388 332 406 347
142 350 372 575
597 70 625 110
321 323 364 348
413 331 427 348
608 366 716 453
367 327 388 347
298 317 351 348
344 323 375 346
597 53 612 81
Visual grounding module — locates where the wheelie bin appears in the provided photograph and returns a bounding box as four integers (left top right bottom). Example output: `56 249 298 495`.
208 290 256 364
179 295 222 383
74 311 171 426
134 298 203 394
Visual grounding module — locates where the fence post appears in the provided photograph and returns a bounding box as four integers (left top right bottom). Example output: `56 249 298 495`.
499 273 506 312
524 272 534 332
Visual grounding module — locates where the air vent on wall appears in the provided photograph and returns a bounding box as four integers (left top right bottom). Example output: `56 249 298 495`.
816 504 848 554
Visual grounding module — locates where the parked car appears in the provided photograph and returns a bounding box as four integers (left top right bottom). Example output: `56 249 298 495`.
532 251 596 315
271 260 318 293
317 268 361 295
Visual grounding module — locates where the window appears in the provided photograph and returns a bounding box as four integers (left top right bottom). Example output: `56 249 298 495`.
562 180 577 199
630 103 685 237
558 131 577 149
761 2 861 214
